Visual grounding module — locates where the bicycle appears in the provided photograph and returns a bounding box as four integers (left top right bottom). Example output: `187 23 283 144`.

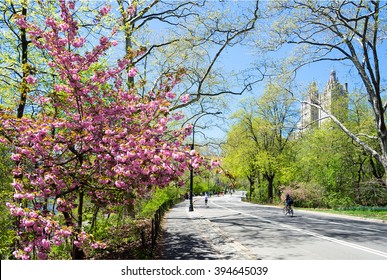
283 205 294 217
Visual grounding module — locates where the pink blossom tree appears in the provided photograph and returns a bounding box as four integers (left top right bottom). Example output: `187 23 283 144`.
0 0 201 260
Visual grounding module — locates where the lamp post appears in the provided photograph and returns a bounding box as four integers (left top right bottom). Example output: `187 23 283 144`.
189 111 222 212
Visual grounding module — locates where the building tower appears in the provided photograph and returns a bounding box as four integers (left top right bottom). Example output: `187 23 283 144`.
300 70 348 131
301 81 320 130
320 69 348 124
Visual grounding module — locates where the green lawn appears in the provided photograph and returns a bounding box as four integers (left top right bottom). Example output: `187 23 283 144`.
300 207 387 221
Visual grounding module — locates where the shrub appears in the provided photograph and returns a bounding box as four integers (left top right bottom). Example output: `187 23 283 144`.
280 182 325 208
358 180 387 206
324 192 355 209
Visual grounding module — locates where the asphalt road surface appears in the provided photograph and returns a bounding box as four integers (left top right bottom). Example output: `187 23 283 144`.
191 191 387 260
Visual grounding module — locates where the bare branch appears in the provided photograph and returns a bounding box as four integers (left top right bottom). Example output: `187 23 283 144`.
300 99 380 160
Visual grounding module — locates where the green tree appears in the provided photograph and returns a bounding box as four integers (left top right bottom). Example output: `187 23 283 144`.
264 0 387 187
222 122 260 200
1 0 36 117
108 0 262 115
290 89 386 207
223 83 297 202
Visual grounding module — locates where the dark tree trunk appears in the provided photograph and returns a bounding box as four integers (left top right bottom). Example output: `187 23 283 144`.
17 5 29 119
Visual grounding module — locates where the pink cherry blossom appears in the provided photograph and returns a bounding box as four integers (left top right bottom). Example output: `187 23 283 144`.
53 237 63 246
99 5 111 16
23 219 35 227
41 239 51 250
1 0 210 260
26 193 35 200
166 92 176 99
58 23 69 31
24 244 34 253
26 75 38 84
11 180 23 192
180 94 190 103
10 153 21 161
16 17 28 28
211 159 221 167
68 2 75 10
14 193 25 199
37 252 48 260
99 36 109 45
28 211 38 219
72 37 85 48
128 5 136 17
45 17 56 27
128 67 137 77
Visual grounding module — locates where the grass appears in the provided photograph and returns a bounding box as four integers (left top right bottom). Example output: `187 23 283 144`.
300 206 387 221
243 198 387 221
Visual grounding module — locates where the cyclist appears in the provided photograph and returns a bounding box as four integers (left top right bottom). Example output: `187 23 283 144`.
285 194 294 215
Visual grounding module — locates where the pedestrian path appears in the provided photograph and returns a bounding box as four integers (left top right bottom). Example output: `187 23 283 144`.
160 197 257 260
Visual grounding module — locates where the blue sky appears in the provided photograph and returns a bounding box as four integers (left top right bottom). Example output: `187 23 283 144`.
93 0 386 146
201 35 387 144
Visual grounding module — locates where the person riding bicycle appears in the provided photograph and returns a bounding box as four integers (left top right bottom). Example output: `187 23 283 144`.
285 194 293 212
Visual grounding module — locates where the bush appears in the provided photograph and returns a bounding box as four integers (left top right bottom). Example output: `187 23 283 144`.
280 182 325 208
324 192 355 209
84 186 182 259
0 145 14 259
0 210 15 259
358 180 387 206
138 186 181 218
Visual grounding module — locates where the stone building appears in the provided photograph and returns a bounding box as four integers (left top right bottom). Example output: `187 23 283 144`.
300 70 348 131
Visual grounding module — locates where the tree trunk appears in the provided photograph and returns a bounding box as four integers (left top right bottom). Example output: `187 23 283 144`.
72 190 85 260
17 4 29 119
247 176 254 201
90 206 99 233
264 173 275 203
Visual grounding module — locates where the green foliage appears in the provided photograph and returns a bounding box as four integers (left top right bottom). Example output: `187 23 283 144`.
357 180 387 206
222 83 297 201
192 180 209 195
281 89 386 208
0 206 15 259
324 192 356 209
223 85 386 208
48 242 72 260
82 186 183 259
0 144 12 187
0 144 14 259
290 123 375 205
137 186 181 218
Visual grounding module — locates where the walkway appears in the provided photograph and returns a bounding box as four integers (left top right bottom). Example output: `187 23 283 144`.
160 196 257 260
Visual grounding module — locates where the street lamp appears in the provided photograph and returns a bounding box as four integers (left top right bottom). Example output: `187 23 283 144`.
189 111 222 212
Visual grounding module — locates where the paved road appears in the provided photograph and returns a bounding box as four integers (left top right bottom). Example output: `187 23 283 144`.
161 192 387 260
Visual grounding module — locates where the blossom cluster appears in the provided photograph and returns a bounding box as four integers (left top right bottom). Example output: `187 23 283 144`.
7 203 70 260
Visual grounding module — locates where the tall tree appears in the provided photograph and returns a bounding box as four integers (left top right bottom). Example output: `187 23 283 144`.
0 1 204 259
222 122 260 200
224 83 297 201
0 0 34 118
111 0 261 113
266 0 387 185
